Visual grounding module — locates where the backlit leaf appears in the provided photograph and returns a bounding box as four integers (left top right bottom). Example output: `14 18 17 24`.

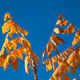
60 19 68 26
10 60 18 71
63 75 71 80
67 24 75 35
4 13 12 21
54 28 64 34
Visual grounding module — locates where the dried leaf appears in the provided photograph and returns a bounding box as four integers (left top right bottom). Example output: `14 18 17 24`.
76 29 80 36
53 61 56 71
49 77 55 80
67 24 75 35
42 49 46 60
54 28 64 34
45 59 52 72
4 13 12 21
68 46 75 51
56 20 61 25
52 62 69 80
63 75 71 80
71 66 77 74
50 35 59 47
59 13 65 20
10 60 18 71
60 19 68 26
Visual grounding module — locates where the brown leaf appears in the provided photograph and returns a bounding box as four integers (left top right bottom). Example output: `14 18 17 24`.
67 24 75 35
52 61 56 71
68 46 75 51
59 13 65 20
71 66 77 74
10 60 18 71
63 75 71 80
42 49 46 60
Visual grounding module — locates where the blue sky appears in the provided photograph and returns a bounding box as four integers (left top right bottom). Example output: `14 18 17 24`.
0 0 80 80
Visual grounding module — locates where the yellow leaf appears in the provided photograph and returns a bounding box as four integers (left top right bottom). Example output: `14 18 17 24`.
76 29 80 36
0 47 5 55
56 20 61 25
11 41 17 50
63 75 71 80
72 36 79 46
4 13 12 21
28 49 39 64
20 37 32 49
10 60 18 71
4 37 9 44
45 59 52 72
67 24 75 35
54 28 64 34
25 56 32 74
60 19 68 26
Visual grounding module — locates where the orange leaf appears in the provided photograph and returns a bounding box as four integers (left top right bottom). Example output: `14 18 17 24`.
72 36 79 46
60 19 68 26
49 77 55 80
53 61 56 71
45 59 52 72
63 75 71 80
10 60 18 71
4 13 12 21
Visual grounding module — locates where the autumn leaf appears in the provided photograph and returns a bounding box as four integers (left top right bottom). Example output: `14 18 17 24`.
58 13 65 20
76 29 80 36
52 61 56 71
63 75 71 80
49 77 55 80
44 59 52 72
72 36 79 46
10 60 18 71
54 28 64 34
71 66 77 74
50 35 65 47
68 46 75 51
56 20 62 25
52 62 69 80
3 54 10 71
60 19 68 26
4 13 12 21
25 56 33 74
42 49 46 60
67 49 80 72
19 27 28 36
67 24 75 35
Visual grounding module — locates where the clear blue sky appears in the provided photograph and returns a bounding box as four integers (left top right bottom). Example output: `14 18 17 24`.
0 0 80 80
